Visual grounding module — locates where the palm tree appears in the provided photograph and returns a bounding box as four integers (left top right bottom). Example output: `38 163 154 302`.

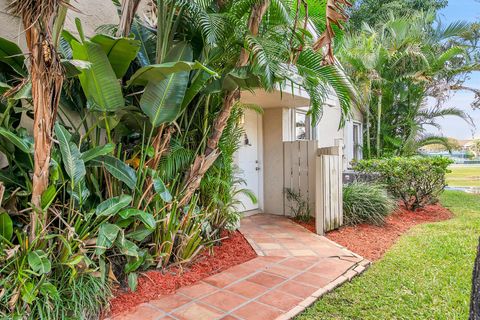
340 11 477 157
8 0 67 241
339 31 386 158
177 0 355 205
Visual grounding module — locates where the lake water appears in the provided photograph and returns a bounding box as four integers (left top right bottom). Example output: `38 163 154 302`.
446 186 480 194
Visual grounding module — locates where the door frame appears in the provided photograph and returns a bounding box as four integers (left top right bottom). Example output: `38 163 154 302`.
257 111 264 213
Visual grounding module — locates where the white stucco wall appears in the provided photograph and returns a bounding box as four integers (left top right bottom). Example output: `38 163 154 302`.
260 101 363 215
262 108 285 215
0 0 118 44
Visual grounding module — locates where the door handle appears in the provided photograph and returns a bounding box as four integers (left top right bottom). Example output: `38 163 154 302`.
255 167 261 171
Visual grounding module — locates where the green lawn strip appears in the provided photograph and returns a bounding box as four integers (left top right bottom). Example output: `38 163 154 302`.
296 191 480 320
447 179 480 187
447 166 480 187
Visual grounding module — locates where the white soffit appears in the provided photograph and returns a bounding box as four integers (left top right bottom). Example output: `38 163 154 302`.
240 84 311 109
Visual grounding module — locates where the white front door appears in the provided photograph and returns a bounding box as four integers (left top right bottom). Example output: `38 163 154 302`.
236 109 261 212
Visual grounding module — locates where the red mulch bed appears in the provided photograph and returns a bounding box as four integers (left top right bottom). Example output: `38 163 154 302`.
295 219 316 234
293 203 453 261
107 231 256 317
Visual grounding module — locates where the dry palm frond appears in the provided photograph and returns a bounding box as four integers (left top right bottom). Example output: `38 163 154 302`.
117 0 142 37
313 0 352 65
144 0 158 28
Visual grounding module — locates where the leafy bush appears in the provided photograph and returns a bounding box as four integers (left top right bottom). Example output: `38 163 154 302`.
343 182 397 226
355 157 453 211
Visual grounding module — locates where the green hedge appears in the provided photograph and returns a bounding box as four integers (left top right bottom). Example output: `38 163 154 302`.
354 157 453 211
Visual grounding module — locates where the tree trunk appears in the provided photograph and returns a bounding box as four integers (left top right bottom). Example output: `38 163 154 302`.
117 0 142 37
30 36 64 241
178 0 270 206
376 93 382 158
9 0 65 241
470 238 480 320
365 95 371 159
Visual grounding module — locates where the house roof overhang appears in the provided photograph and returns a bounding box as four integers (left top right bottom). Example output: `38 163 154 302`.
240 83 311 109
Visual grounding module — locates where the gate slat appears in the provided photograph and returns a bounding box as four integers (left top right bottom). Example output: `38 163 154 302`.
299 142 309 213
290 142 301 214
307 141 316 216
283 142 292 216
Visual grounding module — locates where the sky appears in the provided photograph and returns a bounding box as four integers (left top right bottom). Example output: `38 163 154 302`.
428 0 480 140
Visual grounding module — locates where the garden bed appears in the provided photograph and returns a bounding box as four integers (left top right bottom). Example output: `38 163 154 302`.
107 231 256 317
293 203 453 261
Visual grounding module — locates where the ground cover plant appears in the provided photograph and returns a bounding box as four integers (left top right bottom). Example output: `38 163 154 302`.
297 190 479 320
355 156 453 210
0 0 354 318
343 182 396 226
285 188 312 222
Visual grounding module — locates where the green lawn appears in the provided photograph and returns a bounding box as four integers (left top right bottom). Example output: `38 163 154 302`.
447 165 480 187
297 191 480 320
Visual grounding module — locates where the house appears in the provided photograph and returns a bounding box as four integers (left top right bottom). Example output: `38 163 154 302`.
237 85 363 233
0 0 363 234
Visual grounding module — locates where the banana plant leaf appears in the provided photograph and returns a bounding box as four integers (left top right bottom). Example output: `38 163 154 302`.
131 21 156 67
140 42 193 127
54 124 86 185
71 38 124 112
80 143 115 163
116 237 139 257
203 68 262 94
0 82 10 95
0 37 26 77
96 223 121 255
118 209 156 230
0 127 33 154
28 250 52 275
95 194 132 217
222 67 262 91
41 185 57 210
127 61 217 87
126 227 152 242
12 81 32 100
68 21 124 112
180 71 215 110
0 211 13 242
90 155 137 190
61 59 91 78
91 34 141 79
152 176 172 203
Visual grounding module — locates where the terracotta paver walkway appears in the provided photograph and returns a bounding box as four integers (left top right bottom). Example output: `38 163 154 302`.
110 214 369 320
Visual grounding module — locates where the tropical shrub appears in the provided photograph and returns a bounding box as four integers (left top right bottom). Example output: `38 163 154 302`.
355 156 453 210
343 182 397 226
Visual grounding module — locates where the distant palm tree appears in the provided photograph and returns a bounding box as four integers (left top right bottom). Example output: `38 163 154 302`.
340 11 477 157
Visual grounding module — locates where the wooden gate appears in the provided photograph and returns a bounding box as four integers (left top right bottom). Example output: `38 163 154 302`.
283 141 317 218
283 142 343 234
316 146 343 233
